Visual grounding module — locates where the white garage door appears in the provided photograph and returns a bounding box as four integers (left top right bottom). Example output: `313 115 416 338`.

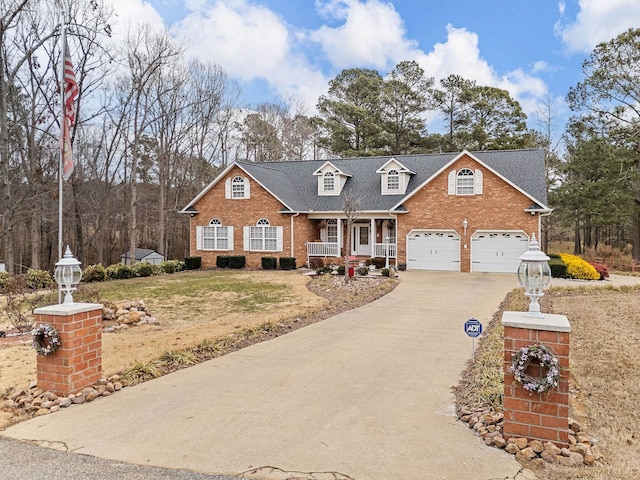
471 232 529 273
407 231 460 271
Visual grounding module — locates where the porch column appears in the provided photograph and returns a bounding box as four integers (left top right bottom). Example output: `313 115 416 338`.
370 218 375 256
337 218 343 257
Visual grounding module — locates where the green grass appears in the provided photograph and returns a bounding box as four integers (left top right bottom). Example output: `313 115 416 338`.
85 270 292 313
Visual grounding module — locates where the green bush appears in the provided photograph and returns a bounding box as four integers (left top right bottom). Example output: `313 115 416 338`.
106 263 133 280
381 268 390 277
337 265 345 275
131 261 154 277
24 268 54 289
216 255 230 268
151 264 165 276
261 257 277 270
229 256 246 269
160 260 184 274
356 266 369 276
184 256 202 270
279 257 296 270
83 263 107 283
0 271 12 292
549 258 568 278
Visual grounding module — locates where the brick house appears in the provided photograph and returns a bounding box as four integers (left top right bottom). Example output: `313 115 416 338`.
179 149 550 273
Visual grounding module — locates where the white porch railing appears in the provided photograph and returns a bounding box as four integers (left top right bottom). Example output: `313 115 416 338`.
373 243 397 258
307 242 340 257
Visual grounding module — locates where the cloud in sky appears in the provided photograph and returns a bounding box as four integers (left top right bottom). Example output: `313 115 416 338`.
556 0 640 53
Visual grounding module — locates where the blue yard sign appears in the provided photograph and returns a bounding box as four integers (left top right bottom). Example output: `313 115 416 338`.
464 318 483 337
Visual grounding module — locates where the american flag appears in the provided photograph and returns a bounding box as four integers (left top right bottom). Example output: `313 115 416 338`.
61 44 78 181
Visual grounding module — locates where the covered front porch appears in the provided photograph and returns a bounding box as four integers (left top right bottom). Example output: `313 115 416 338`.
306 217 397 265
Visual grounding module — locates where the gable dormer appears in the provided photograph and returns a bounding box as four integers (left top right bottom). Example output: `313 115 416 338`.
313 162 351 196
376 158 415 195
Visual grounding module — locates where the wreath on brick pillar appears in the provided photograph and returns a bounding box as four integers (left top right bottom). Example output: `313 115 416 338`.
31 324 61 356
510 344 560 393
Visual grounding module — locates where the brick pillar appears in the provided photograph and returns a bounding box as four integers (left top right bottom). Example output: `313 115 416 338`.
502 311 571 447
33 303 103 396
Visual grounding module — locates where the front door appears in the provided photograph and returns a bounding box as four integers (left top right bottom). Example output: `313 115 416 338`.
352 225 370 256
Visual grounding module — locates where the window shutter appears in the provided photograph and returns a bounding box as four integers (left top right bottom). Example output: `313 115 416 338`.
276 227 283 251
244 178 250 198
228 227 234 250
474 169 483 194
225 178 231 199
196 226 203 250
448 170 456 195
243 226 250 251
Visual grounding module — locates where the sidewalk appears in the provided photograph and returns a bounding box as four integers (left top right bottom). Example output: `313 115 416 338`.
2 272 530 480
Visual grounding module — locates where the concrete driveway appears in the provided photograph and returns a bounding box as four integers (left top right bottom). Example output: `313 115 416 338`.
2 271 530 480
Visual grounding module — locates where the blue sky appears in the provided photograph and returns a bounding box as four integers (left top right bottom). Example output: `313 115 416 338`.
108 0 640 132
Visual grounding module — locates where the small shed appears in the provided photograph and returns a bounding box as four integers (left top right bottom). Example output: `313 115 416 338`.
120 248 165 266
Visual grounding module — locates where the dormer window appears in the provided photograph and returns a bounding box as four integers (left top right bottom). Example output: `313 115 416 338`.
324 172 335 192
387 169 399 191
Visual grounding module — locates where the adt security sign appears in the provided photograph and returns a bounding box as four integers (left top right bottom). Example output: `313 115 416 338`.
464 318 483 337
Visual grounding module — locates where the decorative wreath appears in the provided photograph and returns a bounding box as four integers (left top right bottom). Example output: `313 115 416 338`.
510 344 560 393
31 324 61 356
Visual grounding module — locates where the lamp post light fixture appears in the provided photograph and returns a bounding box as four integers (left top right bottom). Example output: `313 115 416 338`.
462 218 468 236
54 246 83 305
517 234 551 318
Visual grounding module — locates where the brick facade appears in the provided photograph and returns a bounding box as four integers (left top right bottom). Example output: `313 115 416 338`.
189 154 541 270
33 303 103 396
502 312 571 447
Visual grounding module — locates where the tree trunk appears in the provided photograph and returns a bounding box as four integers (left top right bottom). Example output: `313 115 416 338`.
574 219 582 255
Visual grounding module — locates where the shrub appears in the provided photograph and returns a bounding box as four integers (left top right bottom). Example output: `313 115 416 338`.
106 263 133 280
559 253 600 280
24 268 54 289
366 258 385 269
184 256 202 270
216 255 230 268
0 271 12 292
381 268 390 277
279 257 296 270
228 256 246 269
261 257 277 270
548 257 568 278
356 266 369 276
151 264 165 276
316 265 333 275
590 262 610 280
337 265 345 275
160 260 184 274
83 263 107 283
131 261 154 277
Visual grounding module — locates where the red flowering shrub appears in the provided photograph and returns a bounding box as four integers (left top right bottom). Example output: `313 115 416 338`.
590 262 609 280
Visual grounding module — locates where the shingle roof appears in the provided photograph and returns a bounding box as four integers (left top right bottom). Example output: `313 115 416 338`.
235 149 548 213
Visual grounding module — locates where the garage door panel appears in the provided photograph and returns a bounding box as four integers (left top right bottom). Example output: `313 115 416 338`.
407 231 460 271
472 232 529 273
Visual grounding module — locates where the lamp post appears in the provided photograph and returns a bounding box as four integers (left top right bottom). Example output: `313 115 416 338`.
517 234 551 318
54 246 83 305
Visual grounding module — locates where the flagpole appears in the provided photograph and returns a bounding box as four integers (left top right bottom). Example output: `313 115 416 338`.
58 25 66 304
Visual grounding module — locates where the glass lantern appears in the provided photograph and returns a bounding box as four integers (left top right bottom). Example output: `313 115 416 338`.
517 234 551 318
54 246 83 305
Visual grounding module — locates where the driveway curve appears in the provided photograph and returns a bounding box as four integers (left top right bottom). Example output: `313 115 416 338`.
2 271 528 480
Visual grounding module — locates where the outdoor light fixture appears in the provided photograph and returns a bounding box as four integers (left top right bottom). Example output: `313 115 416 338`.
462 218 468 236
54 246 83 305
517 234 551 318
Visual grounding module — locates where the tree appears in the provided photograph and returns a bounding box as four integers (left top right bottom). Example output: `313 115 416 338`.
379 60 433 155
430 74 475 152
317 68 384 156
341 192 362 284
567 28 640 260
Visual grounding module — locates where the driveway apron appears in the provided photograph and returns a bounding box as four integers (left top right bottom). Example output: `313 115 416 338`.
2 271 526 480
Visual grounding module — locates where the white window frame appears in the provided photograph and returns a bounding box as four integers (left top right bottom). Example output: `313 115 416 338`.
196 219 234 251
456 168 475 195
243 218 283 252
323 172 335 192
387 169 400 191
225 175 251 199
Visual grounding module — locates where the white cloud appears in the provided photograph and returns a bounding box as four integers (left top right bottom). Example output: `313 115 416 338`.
556 0 640 53
558 1 565 15
107 0 166 35
311 0 417 70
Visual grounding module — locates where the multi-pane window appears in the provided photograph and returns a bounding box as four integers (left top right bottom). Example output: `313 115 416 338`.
456 168 474 195
232 176 245 198
203 218 229 250
327 219 338 243
251 218 277 251
387 169 399 190
323 172 335 192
